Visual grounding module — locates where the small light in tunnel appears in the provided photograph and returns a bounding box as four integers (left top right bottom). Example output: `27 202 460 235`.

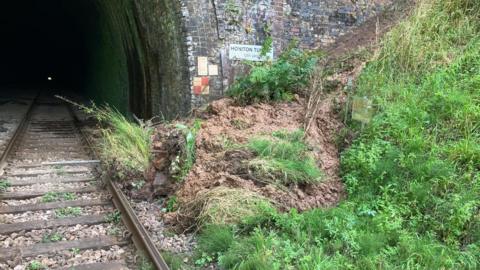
47 76 53 81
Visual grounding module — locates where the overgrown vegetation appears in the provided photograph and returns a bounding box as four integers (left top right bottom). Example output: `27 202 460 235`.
41 192 76 203
228 43 319 105
196 1 480 268
248 129 323 185
56 96 153 179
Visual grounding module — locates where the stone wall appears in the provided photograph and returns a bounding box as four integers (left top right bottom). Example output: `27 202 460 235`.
80 0 393 119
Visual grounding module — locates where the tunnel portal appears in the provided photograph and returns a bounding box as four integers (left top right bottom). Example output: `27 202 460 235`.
0 0 190 119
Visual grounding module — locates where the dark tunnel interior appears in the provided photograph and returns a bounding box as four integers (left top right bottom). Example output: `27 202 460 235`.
0 0 146 116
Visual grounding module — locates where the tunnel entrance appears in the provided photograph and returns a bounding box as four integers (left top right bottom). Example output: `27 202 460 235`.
0 0 190 119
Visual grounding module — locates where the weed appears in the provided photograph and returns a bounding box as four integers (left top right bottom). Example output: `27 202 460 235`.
137 253 154 270
41 192 77 203
131 180 145 191
42 232 63 243
105 210 121 224
196 225 235 261
55 96 153 179
70 248 80 255
0 180 11 192
228 42 319 105
247 130 323 184
27 261 45 270
55 207 82 218
107 227 121 236
173 120 202 182
161 251 188 270
165 196 178 212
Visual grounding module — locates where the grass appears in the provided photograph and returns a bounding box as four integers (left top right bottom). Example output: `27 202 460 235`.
41 192 77 203
55 96 153 179
247 130 323 185
178 187 273 229
55 207 82 218
195 0 480 269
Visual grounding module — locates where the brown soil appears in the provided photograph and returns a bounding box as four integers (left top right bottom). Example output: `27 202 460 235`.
169 98 345 211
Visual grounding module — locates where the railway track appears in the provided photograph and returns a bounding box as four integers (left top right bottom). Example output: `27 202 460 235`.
0 94 168 270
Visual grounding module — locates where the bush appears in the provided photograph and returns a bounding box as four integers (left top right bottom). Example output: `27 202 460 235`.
228 44 319 105
247 130 323 184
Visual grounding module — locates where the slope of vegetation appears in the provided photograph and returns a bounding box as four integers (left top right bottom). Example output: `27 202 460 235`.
195 0 480 269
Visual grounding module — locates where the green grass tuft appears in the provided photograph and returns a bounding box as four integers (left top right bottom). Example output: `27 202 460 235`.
247 130 323 184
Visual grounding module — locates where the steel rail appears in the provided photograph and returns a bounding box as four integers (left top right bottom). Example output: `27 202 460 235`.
0 93 39 175
66 104 170 270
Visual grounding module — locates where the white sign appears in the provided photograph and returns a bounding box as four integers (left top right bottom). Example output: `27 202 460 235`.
229 44 274 61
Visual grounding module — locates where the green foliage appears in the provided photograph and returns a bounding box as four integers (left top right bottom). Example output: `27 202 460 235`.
228 44 319 105
161 251 189 270
197 225 235 261
55 207 82 218
41 192 77 203
42 232 63 243
247 130 323 184
106 210 122 224
0 180 10 192
173 120 202 181
55 96 153 178
27 261 45 270
165 195 178 212
196 1 480 269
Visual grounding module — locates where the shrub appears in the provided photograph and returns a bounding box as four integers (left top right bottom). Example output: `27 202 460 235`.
228 44 319 105
172 120 202 182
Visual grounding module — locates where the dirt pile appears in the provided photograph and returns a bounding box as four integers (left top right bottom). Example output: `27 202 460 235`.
152 98 345 213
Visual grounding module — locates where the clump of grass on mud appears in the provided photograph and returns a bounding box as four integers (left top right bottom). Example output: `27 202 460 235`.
0 179 10 192
178 187 273 229
248 129 322 185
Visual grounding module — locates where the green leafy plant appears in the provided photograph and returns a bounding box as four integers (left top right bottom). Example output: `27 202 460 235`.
172 120 202 181
228 43 319 105
42 232 63 243
0 180 10 192
105 210 122 224
27 261 45 270
41 192 77 203
165 196 178 212
55 207 82 218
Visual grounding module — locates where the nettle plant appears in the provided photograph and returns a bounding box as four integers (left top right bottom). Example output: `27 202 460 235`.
228 43 319 105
